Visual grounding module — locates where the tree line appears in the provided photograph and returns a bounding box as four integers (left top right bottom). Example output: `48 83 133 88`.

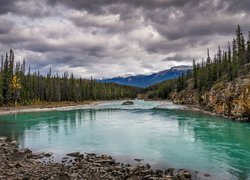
0 50 138 106
148 25 250 99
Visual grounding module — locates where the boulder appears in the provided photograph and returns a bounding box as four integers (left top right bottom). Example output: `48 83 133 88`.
66 152 80 157
122 101 134 105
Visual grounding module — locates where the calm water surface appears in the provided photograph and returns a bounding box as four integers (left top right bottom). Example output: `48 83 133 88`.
0 100 250 179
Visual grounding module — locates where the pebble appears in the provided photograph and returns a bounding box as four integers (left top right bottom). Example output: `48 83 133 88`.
0 136 195 180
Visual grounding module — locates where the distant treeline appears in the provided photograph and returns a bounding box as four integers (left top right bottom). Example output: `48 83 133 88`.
148 25 250 99
0 50 138 106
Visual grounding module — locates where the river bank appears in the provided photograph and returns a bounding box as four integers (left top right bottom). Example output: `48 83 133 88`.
0 136 202 179
185 104 250 122
0 101 103 115
170 75 250 122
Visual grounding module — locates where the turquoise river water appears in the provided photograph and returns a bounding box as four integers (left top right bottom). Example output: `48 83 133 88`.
0 100 249 179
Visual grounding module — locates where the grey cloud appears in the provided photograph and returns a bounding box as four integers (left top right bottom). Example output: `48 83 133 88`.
14 1 54 18
46 0 199 13
0 0 250 78
0 0 56 18
0 18 14 34
0 0 16 14
226 1 250 13
162 54 193 62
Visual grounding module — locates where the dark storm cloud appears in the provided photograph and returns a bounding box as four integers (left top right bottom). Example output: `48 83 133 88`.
46 0 200 13
162 54 193 62
0 18 14 34
226 0 250 13
0 0 16 14
0 0 54 18
0 0 249 77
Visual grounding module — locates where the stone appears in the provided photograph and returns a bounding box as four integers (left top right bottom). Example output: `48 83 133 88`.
134 158 144 162
95 159 115 165
12 151 26 161
122 101 134 105
183 171 191 178
32 152 45 159
165 168 174 176
0 136 200 180
44 152 53 157
66 152 80 157
10 141 17 146
204 173 210 177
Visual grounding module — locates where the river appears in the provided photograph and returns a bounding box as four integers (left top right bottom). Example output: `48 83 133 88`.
0 100 249 179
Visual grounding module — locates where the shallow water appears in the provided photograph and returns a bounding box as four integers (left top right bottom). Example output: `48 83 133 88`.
0 100 249 179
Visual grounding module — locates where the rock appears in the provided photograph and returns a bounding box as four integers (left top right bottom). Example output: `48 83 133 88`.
143 174 153 179
171 75 250 120
95 159 115 165
87 153 96 157
146 163 151 169
12 150 26 161
134 158 144 162
0 137 7 142
0 136 200 180
44 152 53 157
183 171 192 178
66 152 80 157
32 152 45 159
122 101 134 105
204 173 210 177
126 165 143 175
165 168 174 176
10 141 17 146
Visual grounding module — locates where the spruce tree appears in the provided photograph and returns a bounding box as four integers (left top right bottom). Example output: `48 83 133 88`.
246 32 250 64
193 59 197 89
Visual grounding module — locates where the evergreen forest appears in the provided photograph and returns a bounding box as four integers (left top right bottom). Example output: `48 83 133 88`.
148 25 250 99
0 50 138 106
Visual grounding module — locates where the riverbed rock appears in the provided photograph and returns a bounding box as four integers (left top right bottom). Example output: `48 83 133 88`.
0 136 195 180
44 152 53 157
122 101 134 105
66 152 80 157
32 152 45 159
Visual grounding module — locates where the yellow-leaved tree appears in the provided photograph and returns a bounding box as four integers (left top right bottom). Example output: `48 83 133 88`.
11 75 21 107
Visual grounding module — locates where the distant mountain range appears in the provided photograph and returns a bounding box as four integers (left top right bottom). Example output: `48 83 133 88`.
98 65 192 88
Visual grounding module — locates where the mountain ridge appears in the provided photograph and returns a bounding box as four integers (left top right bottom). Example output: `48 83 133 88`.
99 65 192 88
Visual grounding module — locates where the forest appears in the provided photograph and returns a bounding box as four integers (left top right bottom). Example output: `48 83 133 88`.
0 50 138 106
1 25 249 106
148 25 250 99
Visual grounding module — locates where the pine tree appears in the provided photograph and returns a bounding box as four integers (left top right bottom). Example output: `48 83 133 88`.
232 39 238 78
217 46 222 78
3 53 11 105
206 49 212 88
193 59 198 89
0 56 3 104
246 32 250 64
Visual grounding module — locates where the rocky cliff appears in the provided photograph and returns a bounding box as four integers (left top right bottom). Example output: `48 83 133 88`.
171 75 250 121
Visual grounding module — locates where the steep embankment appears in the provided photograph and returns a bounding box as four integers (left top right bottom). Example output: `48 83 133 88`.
171 74 250 121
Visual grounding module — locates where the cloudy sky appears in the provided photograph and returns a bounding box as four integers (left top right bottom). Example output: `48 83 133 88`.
0 0 249 78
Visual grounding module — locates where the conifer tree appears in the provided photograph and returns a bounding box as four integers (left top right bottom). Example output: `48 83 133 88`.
246 32 250 64
193 59 197 89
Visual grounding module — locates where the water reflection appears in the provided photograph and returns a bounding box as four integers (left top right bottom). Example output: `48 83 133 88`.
173 110 250 179
0 107 249 179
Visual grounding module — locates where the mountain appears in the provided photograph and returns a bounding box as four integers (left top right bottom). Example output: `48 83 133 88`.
99 65 192 88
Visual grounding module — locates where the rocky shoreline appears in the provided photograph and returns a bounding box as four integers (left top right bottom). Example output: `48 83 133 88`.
171 75 250 122
0 136 211 180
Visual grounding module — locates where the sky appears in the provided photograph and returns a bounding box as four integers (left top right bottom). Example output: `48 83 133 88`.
0 0 249 78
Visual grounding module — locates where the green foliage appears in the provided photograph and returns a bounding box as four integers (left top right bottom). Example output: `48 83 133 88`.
0 50 139 106
149 25 250 99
